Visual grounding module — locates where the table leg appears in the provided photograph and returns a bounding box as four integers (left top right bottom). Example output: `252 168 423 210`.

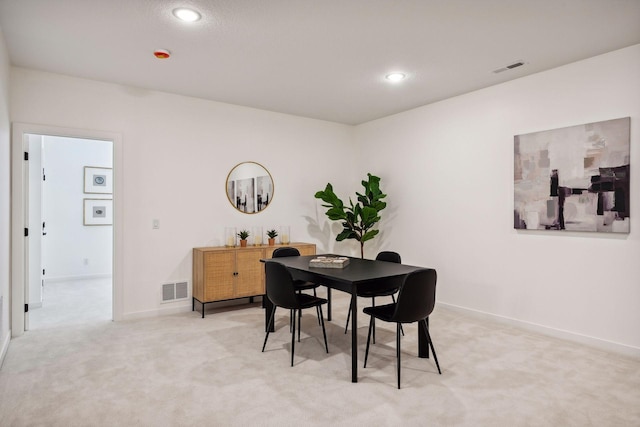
351 290 358 382
418 317 430 358
265 296 275 332
327 288 332 321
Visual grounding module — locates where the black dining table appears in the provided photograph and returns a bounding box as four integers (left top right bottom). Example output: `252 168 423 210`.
262 254 432 383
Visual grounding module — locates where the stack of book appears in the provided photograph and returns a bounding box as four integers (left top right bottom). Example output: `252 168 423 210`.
309 256 350 269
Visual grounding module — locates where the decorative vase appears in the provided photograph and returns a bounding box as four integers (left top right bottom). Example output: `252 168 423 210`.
240 239 248 247
224 227 236 247
279 226 290 244
268 238 275 246
252 226 263 246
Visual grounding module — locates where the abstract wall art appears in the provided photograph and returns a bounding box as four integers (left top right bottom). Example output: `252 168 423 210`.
514 117 630 233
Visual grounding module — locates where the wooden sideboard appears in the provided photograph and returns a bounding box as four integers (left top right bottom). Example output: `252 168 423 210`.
192 242 316 317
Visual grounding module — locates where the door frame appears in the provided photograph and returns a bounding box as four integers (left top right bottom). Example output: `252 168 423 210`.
11 122 124 336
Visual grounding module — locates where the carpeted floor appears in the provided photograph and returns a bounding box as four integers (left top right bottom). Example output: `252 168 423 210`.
1 284 639 426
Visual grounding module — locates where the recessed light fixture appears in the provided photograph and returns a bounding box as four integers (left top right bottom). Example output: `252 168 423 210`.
385 72 406 82
172 8 201 22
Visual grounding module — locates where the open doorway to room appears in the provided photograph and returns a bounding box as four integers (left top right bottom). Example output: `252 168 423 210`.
26 134 113 329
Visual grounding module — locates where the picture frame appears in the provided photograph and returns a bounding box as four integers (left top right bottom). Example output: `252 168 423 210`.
84 166 112 194
83 198 113 226
514 117 630 233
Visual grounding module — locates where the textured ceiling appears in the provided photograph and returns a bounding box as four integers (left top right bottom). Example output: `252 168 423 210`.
1 0 639 125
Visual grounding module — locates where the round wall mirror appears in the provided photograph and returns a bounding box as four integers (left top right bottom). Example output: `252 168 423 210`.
226 161 274 214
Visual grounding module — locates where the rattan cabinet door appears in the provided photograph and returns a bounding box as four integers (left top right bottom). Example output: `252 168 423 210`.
234 248 265 298
204 250 235 301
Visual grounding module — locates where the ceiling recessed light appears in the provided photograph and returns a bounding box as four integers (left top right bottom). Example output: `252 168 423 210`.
385 72 406 82
172 8 201 22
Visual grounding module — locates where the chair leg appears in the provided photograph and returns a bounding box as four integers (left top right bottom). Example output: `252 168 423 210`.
344 304 351 334
363 316 374 368
392 295 404 336
262 306 276 352
316 305 321 326
397 323 402 389
291 309 296 367
298 308 302 342
372 297 376 344
423 319 441 374
319 304 329 353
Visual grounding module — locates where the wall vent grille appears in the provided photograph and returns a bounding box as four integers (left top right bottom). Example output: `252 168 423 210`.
161 282 189 303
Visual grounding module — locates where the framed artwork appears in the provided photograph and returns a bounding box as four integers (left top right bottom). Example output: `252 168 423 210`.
235 177 255 213
84 166 112 194
514 117 630 233
83 199 113 226
256 175 273 212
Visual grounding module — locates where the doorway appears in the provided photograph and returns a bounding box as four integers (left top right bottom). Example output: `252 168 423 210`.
27 134 113 329
11 122 124 338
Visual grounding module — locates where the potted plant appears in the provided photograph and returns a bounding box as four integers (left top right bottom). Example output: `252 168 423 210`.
266 229 278 246
237 229 250 247
315 173 387 259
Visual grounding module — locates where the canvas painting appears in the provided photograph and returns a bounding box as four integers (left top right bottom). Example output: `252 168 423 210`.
256 175 273 212
514 117 630 233
235 177 255 213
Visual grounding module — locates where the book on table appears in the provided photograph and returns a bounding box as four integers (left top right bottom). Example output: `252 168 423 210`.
309 256 350 268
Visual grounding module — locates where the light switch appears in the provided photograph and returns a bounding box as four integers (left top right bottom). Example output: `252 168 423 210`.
153 219 160 229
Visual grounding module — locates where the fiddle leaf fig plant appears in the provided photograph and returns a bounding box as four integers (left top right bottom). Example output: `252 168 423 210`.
314 173 387 259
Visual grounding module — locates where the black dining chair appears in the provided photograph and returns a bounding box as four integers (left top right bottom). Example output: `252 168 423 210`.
363 268 441 389
262 262 329 366
272 247 323 328
344 251 404 341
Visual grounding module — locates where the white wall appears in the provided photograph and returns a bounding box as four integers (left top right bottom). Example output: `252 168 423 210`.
9 69 356 318
41 135 113 280
7 37 638 353
355 44 640 353
0 26 11 363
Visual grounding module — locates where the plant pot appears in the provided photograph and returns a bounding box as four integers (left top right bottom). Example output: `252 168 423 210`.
240 239 248 247
268 238 275 246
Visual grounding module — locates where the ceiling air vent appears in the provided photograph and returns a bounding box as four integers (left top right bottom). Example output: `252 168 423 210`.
493 60 526 74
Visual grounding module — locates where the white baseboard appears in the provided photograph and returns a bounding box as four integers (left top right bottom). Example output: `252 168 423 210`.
45 274 111 284
122 303 192 320
437 302 640 359
122 297 263 321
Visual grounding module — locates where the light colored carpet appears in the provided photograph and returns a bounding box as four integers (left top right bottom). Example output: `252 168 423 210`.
1 287 639 427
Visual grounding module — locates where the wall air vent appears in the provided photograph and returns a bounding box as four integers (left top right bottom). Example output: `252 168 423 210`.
493 60 526 74
161 281 189 303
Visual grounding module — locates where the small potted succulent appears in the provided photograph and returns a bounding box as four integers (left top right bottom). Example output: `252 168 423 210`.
237 229 250 247
266 229 278 246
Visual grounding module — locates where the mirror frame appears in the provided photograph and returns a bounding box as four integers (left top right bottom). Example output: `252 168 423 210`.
225 161 274 214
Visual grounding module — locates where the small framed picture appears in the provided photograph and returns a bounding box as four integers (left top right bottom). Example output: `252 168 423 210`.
83 199 113 226
84 166 113 194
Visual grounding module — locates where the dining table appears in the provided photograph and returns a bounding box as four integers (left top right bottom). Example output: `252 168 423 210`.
262 254 432 383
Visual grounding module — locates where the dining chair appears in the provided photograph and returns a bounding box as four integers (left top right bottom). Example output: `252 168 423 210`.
262 262 329 366
344 251 404 342
272 247 323 328
363 268 441 389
